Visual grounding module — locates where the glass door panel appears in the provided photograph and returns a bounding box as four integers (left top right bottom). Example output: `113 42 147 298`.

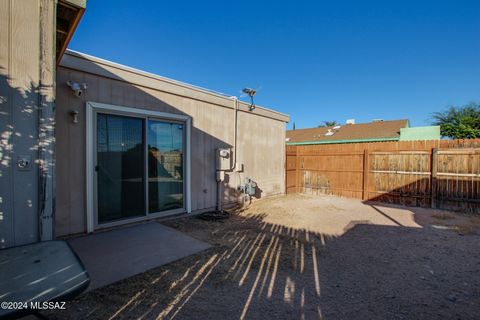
96 113 145 223
147 120 184 213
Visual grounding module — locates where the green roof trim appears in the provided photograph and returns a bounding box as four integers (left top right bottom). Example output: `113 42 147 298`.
286 137 399 146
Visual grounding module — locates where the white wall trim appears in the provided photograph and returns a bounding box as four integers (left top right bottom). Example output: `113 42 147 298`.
85 101 192 232
86 103 94 233
186 117 192 213
87 101 191 122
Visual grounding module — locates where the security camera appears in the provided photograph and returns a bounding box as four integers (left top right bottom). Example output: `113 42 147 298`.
67 81 88 98
242 88 256 97
242 88 257 111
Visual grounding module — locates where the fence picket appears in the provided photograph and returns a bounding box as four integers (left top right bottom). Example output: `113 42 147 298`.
285 140 480 213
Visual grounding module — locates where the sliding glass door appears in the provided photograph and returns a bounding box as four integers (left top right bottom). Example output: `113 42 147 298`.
96 114 145 223
148 120 184 213
95 113 185 225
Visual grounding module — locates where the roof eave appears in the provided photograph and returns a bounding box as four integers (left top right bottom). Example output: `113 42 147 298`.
56 0 86 65
60 50 290 123
286 137 400 145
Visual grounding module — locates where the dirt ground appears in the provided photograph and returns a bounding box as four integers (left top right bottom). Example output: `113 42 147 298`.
47 194 480 320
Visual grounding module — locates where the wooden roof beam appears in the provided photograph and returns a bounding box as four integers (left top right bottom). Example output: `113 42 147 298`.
56 0 86 64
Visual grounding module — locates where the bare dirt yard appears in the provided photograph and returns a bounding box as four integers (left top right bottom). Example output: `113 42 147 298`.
47 194 480 320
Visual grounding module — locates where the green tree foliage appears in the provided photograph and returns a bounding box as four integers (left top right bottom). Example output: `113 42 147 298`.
318 121 338 127
432 103 480 139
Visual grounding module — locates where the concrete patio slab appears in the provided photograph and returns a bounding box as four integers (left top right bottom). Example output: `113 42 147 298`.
68 222 211 290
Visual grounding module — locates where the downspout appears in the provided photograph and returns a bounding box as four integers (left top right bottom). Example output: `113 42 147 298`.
216 96 238 211
232 96 238 171
38 0 56 241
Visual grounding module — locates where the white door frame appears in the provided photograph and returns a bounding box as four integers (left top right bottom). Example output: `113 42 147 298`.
86 101 192 233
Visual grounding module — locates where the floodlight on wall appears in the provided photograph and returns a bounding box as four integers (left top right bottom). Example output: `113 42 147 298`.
242 88 256 111
67 81 88 98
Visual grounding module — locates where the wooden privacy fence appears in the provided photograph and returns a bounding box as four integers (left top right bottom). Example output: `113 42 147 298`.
286 140 480 213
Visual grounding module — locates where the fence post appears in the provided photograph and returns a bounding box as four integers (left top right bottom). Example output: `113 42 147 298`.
431 148 438 208
284 146 288 195
362 149 369 200
295 146 300 193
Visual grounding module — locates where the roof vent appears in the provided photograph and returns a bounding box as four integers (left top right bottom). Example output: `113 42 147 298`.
372 119 384 122
346 119 355 125
325 129 335 136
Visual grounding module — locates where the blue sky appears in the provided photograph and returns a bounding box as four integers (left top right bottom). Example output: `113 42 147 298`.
69 0 480 129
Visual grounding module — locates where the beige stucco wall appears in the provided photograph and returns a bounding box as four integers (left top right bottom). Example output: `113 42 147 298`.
0 0 56 248
55 51 288 236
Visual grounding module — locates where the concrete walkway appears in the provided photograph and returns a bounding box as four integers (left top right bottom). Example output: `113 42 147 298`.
68 222 211 290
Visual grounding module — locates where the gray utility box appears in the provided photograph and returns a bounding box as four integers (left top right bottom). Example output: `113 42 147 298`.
216 148 232 171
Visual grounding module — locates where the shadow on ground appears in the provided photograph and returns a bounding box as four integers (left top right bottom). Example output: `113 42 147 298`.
46 201 480 320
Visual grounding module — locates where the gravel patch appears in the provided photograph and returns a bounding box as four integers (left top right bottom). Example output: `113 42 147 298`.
46 194 480 320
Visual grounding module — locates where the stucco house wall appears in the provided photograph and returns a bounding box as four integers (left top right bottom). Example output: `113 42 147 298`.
0 0 56 248
55 50 289 236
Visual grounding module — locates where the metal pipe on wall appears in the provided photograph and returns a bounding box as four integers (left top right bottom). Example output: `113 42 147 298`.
231 96 239 207
232 96 238 170
216 96 238 211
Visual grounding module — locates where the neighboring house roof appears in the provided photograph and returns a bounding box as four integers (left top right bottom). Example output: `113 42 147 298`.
286 119 409 145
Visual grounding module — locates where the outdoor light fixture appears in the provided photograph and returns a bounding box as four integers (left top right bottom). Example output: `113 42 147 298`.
242 88 256 111
70 110 79 124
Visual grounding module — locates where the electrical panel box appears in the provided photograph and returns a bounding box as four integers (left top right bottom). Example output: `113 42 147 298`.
17 155 32 171
216 148 231 171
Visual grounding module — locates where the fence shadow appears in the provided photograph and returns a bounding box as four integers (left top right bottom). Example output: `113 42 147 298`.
365 177 480 214
46 209 480 320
